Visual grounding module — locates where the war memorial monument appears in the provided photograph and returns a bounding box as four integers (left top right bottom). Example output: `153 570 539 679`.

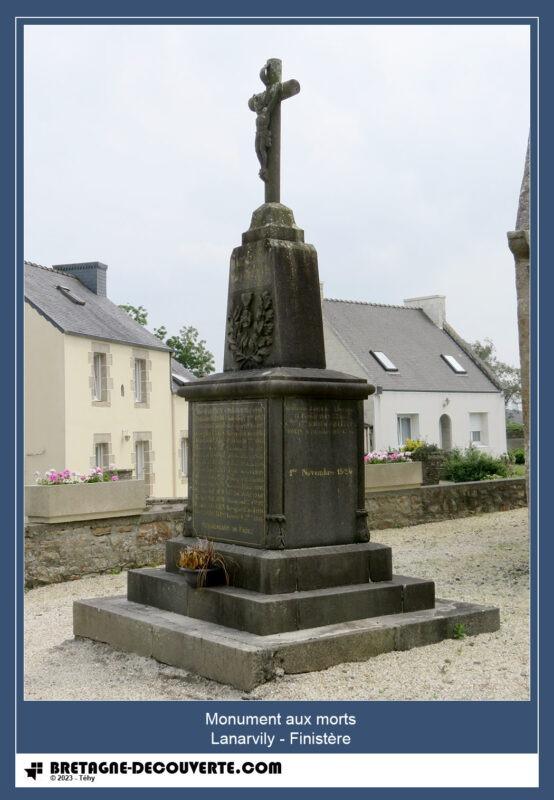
74 60 500 691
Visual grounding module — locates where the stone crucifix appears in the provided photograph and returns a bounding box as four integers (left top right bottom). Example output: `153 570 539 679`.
248 59 300 204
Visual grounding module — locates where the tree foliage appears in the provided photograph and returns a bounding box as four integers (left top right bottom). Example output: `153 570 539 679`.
166 326 215 377
119 304 148 326
119 303 215 377
153 325 168 341
471 338 521 407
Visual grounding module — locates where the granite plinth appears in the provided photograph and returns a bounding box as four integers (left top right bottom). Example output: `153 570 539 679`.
223 204 325 371
74 595 500 692
127 567 435 635
178 368 373 549
165 539 393 592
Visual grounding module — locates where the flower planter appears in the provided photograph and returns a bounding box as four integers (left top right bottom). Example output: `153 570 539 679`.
25 480 147 523
364 461 423 492
178 566 226 589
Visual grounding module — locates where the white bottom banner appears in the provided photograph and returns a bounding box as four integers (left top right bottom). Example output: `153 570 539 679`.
16 753 539 788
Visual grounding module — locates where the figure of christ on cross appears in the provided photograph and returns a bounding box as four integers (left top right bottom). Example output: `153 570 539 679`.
248 59 300 204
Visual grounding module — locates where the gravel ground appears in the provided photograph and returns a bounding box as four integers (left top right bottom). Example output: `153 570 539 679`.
24 508 530 701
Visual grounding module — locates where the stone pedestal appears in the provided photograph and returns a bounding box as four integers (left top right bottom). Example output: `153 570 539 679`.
181 368 370 549
74 203 500 691
224 204 325 371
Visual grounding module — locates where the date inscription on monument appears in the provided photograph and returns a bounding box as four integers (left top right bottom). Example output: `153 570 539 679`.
192 400 266 545
284 397 358 546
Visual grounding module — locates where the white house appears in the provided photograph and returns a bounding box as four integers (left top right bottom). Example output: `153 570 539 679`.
323 293 507 455
24 260 194 497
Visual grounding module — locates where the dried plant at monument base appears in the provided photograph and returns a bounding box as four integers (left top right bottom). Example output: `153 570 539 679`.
227 290 274 369
176 539 229 588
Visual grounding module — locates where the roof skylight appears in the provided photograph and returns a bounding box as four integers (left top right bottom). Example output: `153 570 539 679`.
441 354 467 374
370 350 398 372
56 284 85 306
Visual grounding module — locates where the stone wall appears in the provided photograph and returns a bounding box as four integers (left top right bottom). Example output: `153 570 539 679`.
366 478 526 530
25 505 183 588
25 480 526 587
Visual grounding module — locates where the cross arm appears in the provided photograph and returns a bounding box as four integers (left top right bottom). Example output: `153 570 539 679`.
280 79 300 101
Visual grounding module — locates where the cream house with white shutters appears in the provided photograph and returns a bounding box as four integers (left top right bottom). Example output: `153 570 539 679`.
24 260 194 497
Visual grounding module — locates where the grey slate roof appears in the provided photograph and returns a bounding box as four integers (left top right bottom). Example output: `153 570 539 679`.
24 261 170 352
171 358 196 392
323 299 501 393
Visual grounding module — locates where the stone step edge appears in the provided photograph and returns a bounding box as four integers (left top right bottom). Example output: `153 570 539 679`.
130 566 432 603
73 596 500 692
171 538 391 560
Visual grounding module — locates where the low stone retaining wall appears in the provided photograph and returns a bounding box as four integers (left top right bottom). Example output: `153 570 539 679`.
25 506 184 588
24 479 527 587
366 478 527 530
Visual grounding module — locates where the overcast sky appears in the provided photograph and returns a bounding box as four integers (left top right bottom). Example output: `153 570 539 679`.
24 23 529 369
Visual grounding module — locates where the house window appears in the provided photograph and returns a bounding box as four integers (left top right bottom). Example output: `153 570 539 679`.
134 358 147 403
397 414 419 446
56 284 86 305
469 413 487 446
363 424 373 454
95 442 109 468
370 350 398 372
93 352 107 401
135 440 149 480
180 437 189 477
441 354 467 374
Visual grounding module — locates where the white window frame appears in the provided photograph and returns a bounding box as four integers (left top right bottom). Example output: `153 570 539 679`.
469 412 487 447
363 424 373 454
93 352 106 401
441 354 467 374
95 442 109 468
370 350 398 372
397 415 412 446
135 440 146 480
180 437 189 477
134 358 147 403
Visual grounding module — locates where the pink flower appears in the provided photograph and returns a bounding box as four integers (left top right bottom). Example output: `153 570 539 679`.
111 475 119 481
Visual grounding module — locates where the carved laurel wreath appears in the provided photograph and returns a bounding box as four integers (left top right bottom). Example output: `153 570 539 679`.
227 290 274 369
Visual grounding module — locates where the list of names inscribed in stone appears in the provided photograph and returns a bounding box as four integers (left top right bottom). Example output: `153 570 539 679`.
283 397 358 547
192 400 266 544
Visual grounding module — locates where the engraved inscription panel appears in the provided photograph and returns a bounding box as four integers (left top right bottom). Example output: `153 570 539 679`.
284 397 359 546
192 400 266 545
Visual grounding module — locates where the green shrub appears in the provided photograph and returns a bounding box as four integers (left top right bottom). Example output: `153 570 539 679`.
511 447 525 465
403 438 425 452
506 421 524 436
441 448 509 483
508 464 526 477
410 443 440 462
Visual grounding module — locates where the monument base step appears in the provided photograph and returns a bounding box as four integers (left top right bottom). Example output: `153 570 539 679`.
165 538 393 593
73 595 500 692
127 567 435 635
